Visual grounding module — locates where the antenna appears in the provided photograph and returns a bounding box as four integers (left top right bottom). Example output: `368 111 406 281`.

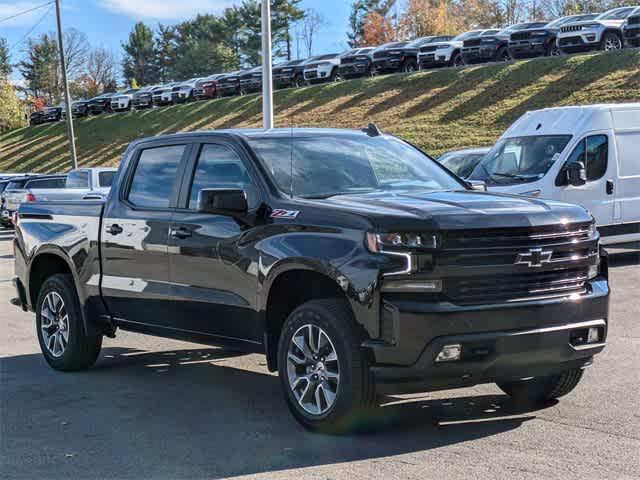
364 122 382 137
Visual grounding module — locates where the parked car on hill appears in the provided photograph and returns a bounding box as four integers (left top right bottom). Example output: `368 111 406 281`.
469 103 640 246
87 93 115 114
557 6 639 53
338 47 375 78
622 9 640 46
64 167 117 199
110 88 139 112
171 79 201 103
216 71 241 97
462 23 546 64
303 53 344 83
508 14 598 58
13 127 609 433
29 111 44 126
132 86 158 110
437 147 491 178
193 75 222 100
239 67 263 94
272 59 306 88
418 30 487 69
152 83 178 107
41 106 63 123
70 100 89 117
373 36 454 74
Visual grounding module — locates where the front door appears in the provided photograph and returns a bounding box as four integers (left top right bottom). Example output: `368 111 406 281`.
101 144 188 330
559 133 616 227
168 142 261 343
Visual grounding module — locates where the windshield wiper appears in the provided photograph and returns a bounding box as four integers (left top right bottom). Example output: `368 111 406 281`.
301 189 375 199
492 172 530 179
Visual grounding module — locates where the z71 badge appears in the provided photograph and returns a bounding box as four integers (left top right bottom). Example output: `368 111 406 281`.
270 209 300 219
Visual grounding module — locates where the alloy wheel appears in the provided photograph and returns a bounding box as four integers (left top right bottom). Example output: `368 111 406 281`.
40 292 69 358
286 324 340 416
604 35 622 51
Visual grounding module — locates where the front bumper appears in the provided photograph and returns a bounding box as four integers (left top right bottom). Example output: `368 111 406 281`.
418 54 449 69
368 278 609 393
339 62 371 77
623 27 640 46
461 47 499 63
557 32 601 52
372 57 403 72
508 41 549 58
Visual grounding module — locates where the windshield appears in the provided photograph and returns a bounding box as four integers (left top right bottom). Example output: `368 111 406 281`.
438 152 487 179
481 29 500 36
249 134 463 198
547 15 595 27
469 135 572 185
454 30 483 41
407 37 434 47
598 7 635 20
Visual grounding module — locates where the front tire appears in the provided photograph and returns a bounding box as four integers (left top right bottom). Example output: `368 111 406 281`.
497 47 511 62
402 59 418 73
36 274 102 371
497 368 584 406
601 32 622 51
277 299 376 433
450 52 464 67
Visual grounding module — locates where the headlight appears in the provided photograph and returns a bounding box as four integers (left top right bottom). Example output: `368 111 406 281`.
581 23 601 29
481 38 497 44
366 232 439 252
387 50 402 55
436 44 451 49
531 31 547 36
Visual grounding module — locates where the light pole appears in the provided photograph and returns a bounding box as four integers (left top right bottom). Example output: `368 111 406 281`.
261 0 274 130
54 0 78 169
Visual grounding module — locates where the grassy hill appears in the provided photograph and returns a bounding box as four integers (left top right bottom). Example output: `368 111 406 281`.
1 49 639 174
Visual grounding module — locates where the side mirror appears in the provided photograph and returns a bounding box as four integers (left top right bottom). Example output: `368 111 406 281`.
567 161 587 187
197 189 248 215
467 180 487 192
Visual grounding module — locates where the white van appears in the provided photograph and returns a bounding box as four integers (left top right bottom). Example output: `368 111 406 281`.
469 104 640 245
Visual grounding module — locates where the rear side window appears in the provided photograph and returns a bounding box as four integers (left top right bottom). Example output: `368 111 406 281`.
27 178 66 189
98 171 116 188
66 170 89 188
566 135 608 181
188 144 251 209
128 145 185 208
7 180 27 190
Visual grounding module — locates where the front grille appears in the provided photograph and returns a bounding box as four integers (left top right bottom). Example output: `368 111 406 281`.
340 56 358 63
561 24 584 33
445 268 588 304
559 36 584 46
420 45 437 53
305 70 318 79
628 15 640 25
511 31 532 41
463 38 482 47
373 51 388 58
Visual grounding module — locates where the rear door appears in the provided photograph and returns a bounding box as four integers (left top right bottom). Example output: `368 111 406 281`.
611 110 640 235
168 141 262 343
101 142 190 330
559 132 616 227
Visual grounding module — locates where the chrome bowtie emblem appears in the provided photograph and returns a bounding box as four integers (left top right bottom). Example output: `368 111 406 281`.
515 248 553 268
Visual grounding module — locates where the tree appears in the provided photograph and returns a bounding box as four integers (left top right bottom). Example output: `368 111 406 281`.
298 9 326 57
19 33 60 103
63 29 90 79
155 24 179 82
222 7 246 62
0 38 10 79
398 0 467 39
84 48 118 97
347 0 397 47
0 81 26 132
361 11 395 46
122 22 158 86
271 0 306 60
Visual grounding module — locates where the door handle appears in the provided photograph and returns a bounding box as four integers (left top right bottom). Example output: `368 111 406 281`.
606 179 614 195
106 224 123 235
170 227 192 239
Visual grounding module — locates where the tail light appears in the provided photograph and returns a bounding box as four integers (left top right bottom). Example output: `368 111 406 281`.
24 192 36 202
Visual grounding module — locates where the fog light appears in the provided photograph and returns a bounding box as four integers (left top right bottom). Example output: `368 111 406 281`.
588 264 599 279
435 344 462 362
587 327 600 344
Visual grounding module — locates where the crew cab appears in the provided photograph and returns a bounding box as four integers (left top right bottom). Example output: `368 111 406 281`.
193 75 222 100
508 14 598 58
12 128 609 432
622 10 640 46
303 53 342 83
338 48 374 78
557 6 639 53
63 167 117 200
238 67 262 94
272 59 306 88
462 24 547 63
373 36 453 74
469 103 640 246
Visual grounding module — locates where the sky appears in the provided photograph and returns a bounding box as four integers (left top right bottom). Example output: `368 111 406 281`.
1 0 355 82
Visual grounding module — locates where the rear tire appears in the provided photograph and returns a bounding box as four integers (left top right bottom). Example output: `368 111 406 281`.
277 299 376 433
497 369 584 406
497 46 511 62
36 274 102 372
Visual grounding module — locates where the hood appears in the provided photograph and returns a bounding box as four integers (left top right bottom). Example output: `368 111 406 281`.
302 190 591 231
566 19 624 28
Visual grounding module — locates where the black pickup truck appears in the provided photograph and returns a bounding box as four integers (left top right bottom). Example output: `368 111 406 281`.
12 127 609 432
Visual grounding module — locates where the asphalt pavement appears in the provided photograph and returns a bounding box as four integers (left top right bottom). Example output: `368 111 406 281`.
1 229 638 480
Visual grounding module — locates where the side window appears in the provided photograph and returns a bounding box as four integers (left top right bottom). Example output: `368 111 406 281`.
66 170 89 188
98 171 116 188
128 145 185 208
566 135 608 182
188 144 251 209
28 178 66 189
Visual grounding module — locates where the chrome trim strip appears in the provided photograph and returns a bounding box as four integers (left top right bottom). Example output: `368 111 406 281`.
380 250 414 277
